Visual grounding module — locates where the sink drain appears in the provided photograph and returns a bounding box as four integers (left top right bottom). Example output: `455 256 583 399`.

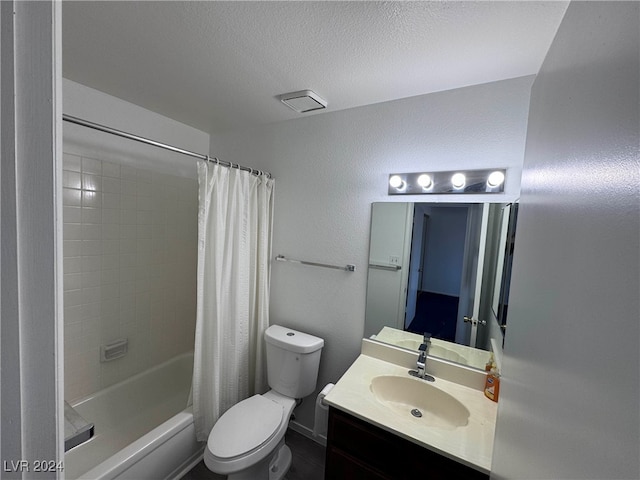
411 408 422 418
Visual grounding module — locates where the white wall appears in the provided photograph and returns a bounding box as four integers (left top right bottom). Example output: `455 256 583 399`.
210 76 534 430
64 79 209 178
1 1 63 475
491 2 639 479
62 80 208 400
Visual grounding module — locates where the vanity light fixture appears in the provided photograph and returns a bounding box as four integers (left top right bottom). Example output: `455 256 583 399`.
451 173 466 189
388 168 507 195
487 170 505 188
389 175 406 190
417 174 433 189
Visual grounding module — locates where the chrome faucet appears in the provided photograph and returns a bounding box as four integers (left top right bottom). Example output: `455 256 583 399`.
409 333 435 382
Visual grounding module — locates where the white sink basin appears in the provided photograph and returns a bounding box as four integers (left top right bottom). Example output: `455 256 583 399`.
370 375 470 429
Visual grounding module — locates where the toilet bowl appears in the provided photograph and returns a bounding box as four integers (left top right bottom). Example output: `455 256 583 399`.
204 325 324 480
204 391 295 480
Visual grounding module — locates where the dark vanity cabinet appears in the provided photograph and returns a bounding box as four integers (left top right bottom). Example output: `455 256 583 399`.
325 407 489 480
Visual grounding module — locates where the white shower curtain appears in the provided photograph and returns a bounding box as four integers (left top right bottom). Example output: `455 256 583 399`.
192 160 274 442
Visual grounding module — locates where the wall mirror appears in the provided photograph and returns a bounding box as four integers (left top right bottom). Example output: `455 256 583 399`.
364 202 518 370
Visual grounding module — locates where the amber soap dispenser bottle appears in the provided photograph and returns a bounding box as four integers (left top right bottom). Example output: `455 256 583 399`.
484 364 500 402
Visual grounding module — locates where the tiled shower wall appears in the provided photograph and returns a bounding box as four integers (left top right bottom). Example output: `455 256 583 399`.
63 153 198 402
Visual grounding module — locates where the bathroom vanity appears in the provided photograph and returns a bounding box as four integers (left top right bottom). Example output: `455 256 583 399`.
326 407 487 479
323 340 496 479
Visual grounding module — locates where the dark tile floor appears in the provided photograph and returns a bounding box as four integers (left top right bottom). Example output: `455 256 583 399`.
182 429 325 480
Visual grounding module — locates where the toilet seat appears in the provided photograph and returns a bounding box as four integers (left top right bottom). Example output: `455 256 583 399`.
204 392 295 476
207 395 283 459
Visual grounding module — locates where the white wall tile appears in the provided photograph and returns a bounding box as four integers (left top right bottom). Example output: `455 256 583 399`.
102 161 121 178
82 240 102 256
121 179 138 197
82 173 102 192
64 305 83 324
64 256 83 274
63 188 82 206
81 255 102 272
119 281 136 298
137 183 152 197
64 223 83 241
63 171 82 189
81 302 101 320
82 157 102 175
101 283 120 302
136 224 152 239
136 196 153 211
121 209 137 225
136 211 152 225
119 294 136 312
82 286 101 304
63 152 197 401
120 165 138 181
103 193 121 209
64 206 82 224
64 240 83 258
102 177 121 193
64 289 84 308
64 273 82 292
82 190 102 208
100 301 119 318
64 154 82 172
82 224 102 240
102 208 120 225
100 269 119 285
102 224 120 240
102 240 119 255
81 271 101 288
81 207 101 224
137 169 152 184
119 237 137 254
120 193 137 210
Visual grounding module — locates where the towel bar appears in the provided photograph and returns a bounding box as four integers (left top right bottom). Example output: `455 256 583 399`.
276 255 355 272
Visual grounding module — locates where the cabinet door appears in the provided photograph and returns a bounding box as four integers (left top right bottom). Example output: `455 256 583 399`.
325 446 392 480
325 407 489 480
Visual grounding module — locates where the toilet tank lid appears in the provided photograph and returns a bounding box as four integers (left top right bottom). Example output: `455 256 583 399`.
265 325 324 354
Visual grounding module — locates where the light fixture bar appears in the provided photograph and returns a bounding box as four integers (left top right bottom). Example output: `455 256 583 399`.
388 169 506 195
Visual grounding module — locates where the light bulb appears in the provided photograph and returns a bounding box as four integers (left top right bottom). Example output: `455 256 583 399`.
389 175 404 189
451 173 466 189
417 174 432 189
487 171 505 188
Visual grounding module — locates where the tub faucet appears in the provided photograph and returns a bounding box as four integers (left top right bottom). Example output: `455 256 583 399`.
409 333 434 382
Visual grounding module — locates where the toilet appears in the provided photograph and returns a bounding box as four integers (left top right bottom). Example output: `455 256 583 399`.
204 325 324 480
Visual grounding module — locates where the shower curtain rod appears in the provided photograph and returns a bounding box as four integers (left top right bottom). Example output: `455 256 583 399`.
62 114 271 178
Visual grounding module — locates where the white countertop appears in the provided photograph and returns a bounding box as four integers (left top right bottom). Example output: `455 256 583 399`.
323 353 497 473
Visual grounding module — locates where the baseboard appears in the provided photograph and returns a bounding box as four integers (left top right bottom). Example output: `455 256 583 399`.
288 420 326 447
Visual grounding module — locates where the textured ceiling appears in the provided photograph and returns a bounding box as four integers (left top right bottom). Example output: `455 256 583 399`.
62 1 568 134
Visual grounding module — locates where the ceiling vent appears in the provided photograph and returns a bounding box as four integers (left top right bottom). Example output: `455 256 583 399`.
279 90 327 113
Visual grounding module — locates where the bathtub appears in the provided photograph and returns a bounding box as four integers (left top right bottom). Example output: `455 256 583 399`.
65 352 204 480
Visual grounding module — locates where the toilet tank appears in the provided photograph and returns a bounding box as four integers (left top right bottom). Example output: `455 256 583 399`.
265 325 324 398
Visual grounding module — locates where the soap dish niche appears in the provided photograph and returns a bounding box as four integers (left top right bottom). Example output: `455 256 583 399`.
101 338 128 362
